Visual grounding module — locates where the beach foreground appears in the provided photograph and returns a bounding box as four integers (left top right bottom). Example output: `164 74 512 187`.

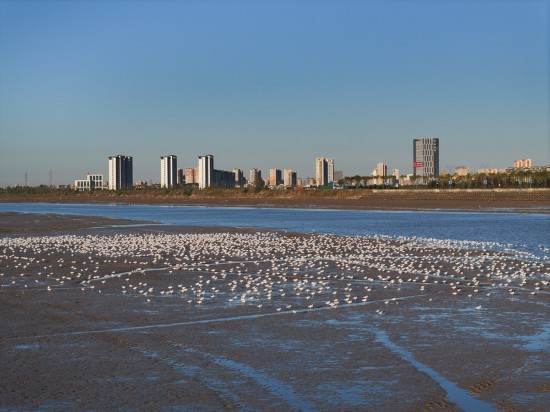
1 213 548 411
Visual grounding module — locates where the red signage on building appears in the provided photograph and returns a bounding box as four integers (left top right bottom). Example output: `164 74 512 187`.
413 162 423 168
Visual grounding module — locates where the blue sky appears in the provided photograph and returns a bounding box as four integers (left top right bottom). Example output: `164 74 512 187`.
0 0 548 186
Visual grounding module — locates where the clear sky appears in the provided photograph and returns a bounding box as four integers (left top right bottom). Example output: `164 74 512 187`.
0 0 548 186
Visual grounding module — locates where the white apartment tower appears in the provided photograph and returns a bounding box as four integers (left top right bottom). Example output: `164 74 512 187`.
327 158 334 184
160 155 177 188
108 155 133 190
315 157 335 186
198 154 214 189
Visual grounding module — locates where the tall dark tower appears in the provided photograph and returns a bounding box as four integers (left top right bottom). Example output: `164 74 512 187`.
413 138 439 181
108 155 133 190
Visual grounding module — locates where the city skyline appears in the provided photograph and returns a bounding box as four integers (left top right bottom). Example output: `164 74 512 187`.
1 1 548 187
89 145 536 190
8 140 550 189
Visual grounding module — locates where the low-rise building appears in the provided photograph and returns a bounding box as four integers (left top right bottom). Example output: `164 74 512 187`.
134 180 149 189
477 168 499 174
75 174 104 191
455 166 470 176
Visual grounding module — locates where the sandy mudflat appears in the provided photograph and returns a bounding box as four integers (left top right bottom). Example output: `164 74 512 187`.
1 213 549 411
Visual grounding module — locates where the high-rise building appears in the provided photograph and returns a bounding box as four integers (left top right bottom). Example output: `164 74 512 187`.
327 158 334 184
283 169 297 187
108 155 133 190
315 157 335 186
185 168 198 185
514 159 532 168
376 162 388 177
160 155 177 188
333 171 343 183
249 168 262 186
233 168 245 186
315 158 324 185
269 168 282 187
413 138 439 178
392 169 400 178
198 155 214 189
176 168 185 186
197 155 235 189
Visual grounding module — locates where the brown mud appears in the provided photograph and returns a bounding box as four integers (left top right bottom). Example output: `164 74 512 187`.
1 213 548 411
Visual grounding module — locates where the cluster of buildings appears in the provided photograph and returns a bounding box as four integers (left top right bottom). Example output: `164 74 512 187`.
72 138 540 191
190 155 300 190
450 158 538 177
75 153 336 191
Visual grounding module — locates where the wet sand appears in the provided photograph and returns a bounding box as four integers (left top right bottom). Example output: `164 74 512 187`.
1 213 548 411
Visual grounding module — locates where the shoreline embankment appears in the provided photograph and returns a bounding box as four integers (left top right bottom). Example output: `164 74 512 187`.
1 188 549 212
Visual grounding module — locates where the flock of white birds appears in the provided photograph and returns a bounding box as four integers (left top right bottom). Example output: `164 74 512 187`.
1 231 548 313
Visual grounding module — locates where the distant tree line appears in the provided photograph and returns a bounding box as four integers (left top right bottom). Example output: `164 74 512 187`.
0 185 74 195
340 170 550 189
430 170 550 189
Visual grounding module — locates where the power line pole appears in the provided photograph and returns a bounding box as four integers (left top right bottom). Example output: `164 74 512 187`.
49 170 53 188
24 172 28 187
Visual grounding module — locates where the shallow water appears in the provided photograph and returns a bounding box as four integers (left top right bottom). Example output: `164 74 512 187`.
374 329 498 412
185 347 316 412
1 203 549 258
